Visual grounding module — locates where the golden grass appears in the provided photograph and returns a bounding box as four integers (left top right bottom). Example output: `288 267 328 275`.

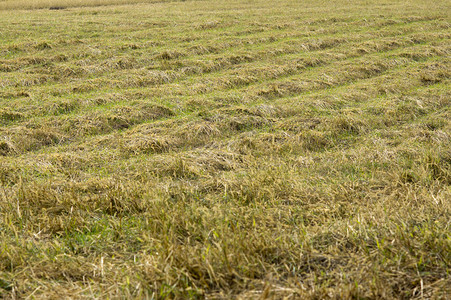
0 0 450 298
0 0 178 10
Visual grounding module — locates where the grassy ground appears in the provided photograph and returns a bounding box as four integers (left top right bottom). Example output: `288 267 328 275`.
0 0 182 11
0 0 450 298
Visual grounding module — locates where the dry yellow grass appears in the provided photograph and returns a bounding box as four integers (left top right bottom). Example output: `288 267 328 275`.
0 0 178 10
0 0 450 298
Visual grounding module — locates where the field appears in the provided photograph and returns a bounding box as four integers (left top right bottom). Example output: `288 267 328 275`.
0 0 450 298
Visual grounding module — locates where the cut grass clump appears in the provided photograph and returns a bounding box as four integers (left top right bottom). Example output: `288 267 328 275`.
0 140 17 156
121 134 172 155
157 50 186 60
0 109 23 123
0 127 66 155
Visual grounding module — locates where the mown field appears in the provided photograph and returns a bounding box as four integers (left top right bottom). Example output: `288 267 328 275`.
0 0 450 298
0 0 181 10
